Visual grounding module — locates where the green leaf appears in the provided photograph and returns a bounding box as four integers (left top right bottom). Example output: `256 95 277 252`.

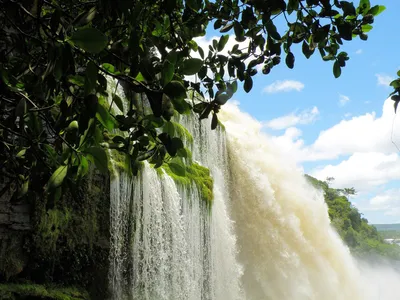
211 113 218 130
333 61 341 78
168 158 186 177
17 179 29 199
341 1 356 17
287 0 299 14
244 76 253 93
85 61 98 95
84 147 109 173
77 156 89 179
168 137 184 156
358 0 371 15
368 5 386 16
69 28 108 54
397 70 400 77
16 149 27 158
266 21 281 40
162 60 175 87
198 46 205 59
395 100 400 114
285 52 295 69
112 94 124 112
302 41 314 59
172 98 191 114
218 35 229 52
102 63 117 74
166 51 178 65
390 79 400 89
181 58 204 75
73 6 96 26
164 81 187 102
337 22 353 40
186 0 202 11
199 103 213 119
47 165 68 190
67 120 79 131
361 24 373 33
220 23 234 33
96 104 115 130
215 93 229 105
15 98 27 118
177 147 188 158
68 75 85 86
231 80 238 93
233 22 246 42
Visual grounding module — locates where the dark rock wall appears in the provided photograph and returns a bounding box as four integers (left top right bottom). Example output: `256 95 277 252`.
0 172 111 299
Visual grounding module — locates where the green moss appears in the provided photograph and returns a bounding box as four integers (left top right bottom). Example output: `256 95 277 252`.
108 149 128 176
37 208 72 254
0 235 27 280
170 121 194 144
162 121 194 146
0 284 89 300
159 162 213 205
108 148 145 179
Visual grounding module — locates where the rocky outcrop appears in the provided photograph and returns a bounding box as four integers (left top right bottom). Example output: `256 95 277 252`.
0 172 111 299
0 178 31 280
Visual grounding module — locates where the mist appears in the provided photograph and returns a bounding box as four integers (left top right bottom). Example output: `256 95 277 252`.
358 258 400 300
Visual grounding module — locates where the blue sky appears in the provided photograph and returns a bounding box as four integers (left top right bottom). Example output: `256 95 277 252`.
200 0 400 224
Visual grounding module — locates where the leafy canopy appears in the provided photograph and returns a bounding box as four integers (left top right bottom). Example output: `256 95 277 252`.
0 0 384 200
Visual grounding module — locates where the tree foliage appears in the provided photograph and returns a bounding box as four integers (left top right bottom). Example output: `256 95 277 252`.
0 0 384 200
306 175 400 260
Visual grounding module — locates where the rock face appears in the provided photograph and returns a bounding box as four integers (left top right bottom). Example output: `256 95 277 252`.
0 178 31 280
0 178 31 231
0 173 111 299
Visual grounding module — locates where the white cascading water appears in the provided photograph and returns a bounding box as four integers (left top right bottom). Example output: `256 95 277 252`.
109 99 243 299
219 104 363 300
109 95 399 299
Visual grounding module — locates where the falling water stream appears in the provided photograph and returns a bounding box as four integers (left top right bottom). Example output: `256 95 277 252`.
108 93 399 299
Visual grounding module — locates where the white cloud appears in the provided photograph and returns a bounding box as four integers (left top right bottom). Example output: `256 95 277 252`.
339 94 350 107
369 189 400 216
376 73 394 87
262 97 400 196
310 152 400 193
310 99 400 157
264 107 319 130
355 49 363 55
268 99 400 162
263 80 305 93
344 113 352 118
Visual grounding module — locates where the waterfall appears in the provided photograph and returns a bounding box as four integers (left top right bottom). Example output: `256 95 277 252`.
109 99 368 299
109 108 243 299
219 104 362 300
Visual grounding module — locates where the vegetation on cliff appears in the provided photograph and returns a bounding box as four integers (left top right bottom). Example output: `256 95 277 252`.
306 175 400 260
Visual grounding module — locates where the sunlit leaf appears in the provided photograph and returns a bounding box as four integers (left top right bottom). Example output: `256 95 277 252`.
47 165 69 190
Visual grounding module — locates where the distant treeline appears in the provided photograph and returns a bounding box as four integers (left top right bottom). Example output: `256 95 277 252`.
305 175 400 260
